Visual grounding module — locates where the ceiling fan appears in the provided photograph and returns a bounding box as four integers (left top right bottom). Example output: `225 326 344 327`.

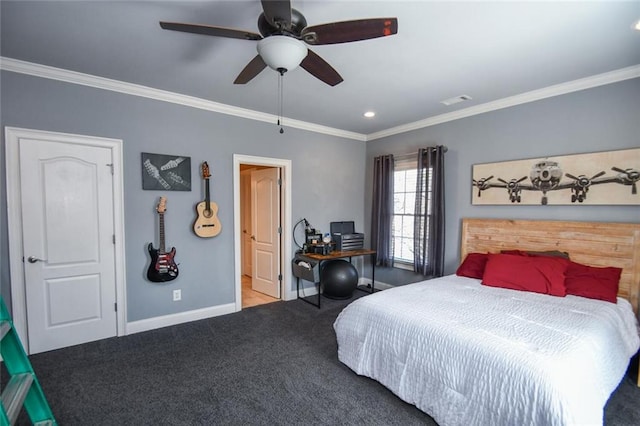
160 0 398 86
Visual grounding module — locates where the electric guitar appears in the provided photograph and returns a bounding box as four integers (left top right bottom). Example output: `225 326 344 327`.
147 197 179 282
193 162 222 237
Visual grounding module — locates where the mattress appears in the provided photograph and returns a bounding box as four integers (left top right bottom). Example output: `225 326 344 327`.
333 275 640 426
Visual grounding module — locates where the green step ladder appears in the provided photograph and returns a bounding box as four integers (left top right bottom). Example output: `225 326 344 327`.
1 297 56 426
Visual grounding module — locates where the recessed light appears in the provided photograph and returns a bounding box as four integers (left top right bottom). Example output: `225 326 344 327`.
634 19 640 31
441 95 472 106
364 111 376 118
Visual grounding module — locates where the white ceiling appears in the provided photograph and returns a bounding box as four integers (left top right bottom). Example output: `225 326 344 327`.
2 1 639 139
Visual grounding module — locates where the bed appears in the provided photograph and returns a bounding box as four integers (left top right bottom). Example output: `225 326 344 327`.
334 218 640 426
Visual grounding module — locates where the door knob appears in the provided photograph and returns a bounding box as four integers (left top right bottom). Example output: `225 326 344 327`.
27 256 46 263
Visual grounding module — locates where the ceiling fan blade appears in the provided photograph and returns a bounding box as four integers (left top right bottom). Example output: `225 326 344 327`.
300 50 343 86
260 0 291 29
234 55 268 84
159 22 262 41
302 18 398 45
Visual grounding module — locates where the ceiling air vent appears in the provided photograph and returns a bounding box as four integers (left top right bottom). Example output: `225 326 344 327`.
440 95 472 106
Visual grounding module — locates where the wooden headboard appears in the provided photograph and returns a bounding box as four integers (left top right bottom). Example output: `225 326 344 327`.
460 218 640 316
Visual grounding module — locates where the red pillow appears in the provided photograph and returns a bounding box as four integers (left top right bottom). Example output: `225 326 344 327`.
565 261 621 303
456 253 489 279
482 254 568 296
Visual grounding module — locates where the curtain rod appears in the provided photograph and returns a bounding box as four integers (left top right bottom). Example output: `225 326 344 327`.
394 146 448 160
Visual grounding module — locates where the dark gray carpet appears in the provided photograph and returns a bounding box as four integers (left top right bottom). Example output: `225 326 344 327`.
13 293 640 425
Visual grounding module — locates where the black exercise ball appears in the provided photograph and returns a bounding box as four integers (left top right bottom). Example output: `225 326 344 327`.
321 259 358 299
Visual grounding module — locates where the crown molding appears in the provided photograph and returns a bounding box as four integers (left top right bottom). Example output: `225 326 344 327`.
2 57 638 143
0 57 367 142
366 64 640 141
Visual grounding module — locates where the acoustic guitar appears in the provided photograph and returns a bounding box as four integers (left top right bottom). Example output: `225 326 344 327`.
193 162 222 237
147 197 179 282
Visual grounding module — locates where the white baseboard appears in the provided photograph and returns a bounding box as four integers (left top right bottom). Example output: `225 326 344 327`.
296 285 319 297
126 303 236 335
283 289 298 301
359 277 394 291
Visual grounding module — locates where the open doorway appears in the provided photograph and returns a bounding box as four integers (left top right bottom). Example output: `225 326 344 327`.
233 155 292 311
240 164 279 308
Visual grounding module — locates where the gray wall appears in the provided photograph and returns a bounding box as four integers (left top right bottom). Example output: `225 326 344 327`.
2 71 638 322
365 78 640 286
0 71 366 321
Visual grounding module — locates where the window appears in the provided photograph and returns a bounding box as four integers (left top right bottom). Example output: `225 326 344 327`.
392 157 431 267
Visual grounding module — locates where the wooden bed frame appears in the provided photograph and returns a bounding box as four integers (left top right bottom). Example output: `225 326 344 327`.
461 218 640 386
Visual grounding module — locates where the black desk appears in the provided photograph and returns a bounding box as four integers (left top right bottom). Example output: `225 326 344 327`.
295 249 377 308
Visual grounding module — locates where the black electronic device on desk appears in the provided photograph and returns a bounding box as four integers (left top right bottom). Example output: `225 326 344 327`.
304 226 334 255
305 243 334 255
305 228 322 246
330 221 364 251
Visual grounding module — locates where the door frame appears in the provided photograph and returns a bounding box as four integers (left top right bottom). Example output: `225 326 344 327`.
240 169 253 277
5 127 127 353
233 154 293 311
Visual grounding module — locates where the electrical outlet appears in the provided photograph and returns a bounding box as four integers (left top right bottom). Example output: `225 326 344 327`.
173 289 181 301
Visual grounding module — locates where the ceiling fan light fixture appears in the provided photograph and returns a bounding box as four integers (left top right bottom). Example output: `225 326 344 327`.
257 36 308 73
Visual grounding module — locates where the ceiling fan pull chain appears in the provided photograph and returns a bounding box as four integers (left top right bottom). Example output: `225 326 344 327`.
278 71 284 134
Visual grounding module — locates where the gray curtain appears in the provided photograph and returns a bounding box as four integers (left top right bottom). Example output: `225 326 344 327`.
371 155 394 267
413 146 446 277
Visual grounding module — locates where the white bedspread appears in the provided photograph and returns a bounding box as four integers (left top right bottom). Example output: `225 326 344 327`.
334 275 640 426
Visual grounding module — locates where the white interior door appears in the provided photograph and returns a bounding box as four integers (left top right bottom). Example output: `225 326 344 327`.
251 168 281 298
18 136 118 353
